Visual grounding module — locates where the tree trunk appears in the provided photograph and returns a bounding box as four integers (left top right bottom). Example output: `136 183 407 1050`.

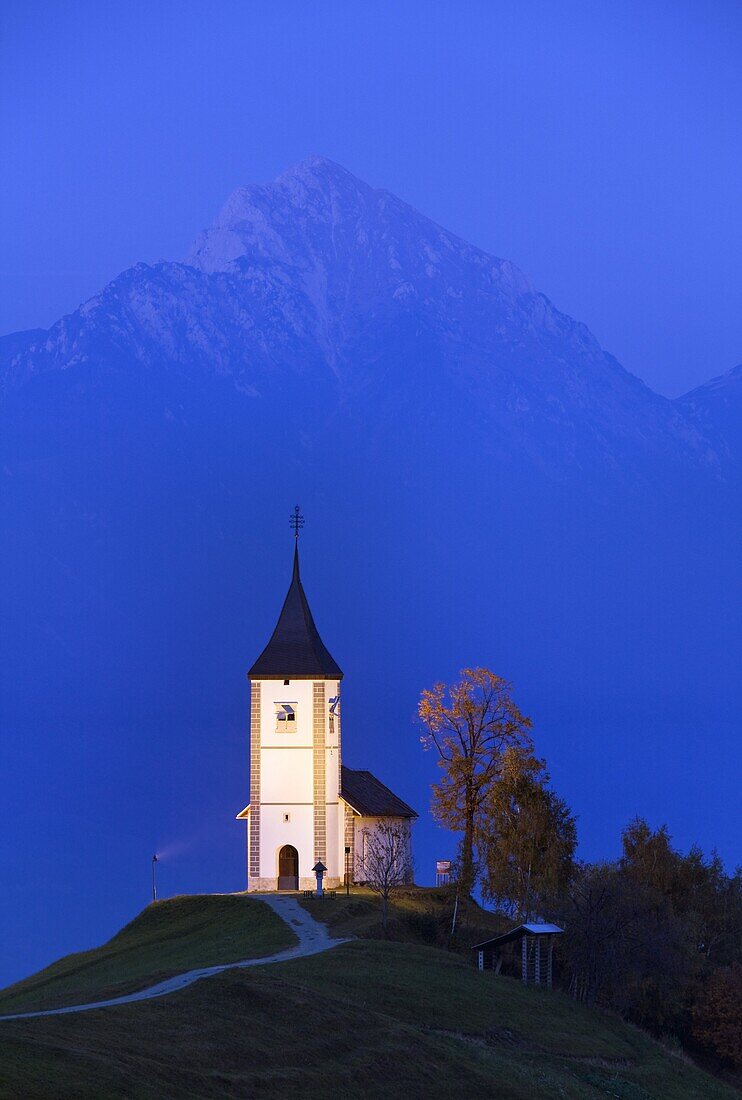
460 795 476 895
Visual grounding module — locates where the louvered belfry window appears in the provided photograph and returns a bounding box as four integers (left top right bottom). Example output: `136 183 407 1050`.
275 703 297 731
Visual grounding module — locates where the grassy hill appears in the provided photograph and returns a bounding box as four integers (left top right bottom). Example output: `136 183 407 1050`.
0 894 294 1015
299 884 510 946
0 890 736 1099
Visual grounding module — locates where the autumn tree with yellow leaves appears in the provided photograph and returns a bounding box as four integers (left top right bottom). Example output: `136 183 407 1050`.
418 667 534 893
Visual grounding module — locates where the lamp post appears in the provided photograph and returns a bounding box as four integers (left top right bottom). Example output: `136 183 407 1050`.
151 854 158 903
344 845 351 896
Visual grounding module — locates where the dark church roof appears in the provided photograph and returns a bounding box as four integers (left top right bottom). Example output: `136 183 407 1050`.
248 545 343 680
341 765 417 818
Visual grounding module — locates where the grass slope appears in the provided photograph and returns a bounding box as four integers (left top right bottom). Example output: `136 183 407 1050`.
0 941 734 1099
299 885 509 945
0 895 294 1014
0 890 735 1100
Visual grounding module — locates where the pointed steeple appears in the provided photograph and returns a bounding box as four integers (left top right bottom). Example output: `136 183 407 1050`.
248 540 343 680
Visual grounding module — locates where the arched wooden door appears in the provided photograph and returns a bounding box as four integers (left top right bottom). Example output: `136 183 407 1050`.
277 845 299 891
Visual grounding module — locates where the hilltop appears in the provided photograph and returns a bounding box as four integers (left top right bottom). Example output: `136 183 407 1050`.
0 895 294 1016
0 891 735 1099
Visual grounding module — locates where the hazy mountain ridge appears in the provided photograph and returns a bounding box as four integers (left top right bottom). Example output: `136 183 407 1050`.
678 364 742 467
0 157 734 479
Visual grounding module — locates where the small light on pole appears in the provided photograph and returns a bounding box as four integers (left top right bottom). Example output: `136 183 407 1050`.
151 854 159 903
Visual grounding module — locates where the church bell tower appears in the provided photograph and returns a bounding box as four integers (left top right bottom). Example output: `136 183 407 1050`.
237 509 344 891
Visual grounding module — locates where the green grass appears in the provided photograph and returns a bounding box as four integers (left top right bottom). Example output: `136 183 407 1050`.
0 894 295 1015
300 884 509 947
280 941 732 1099
0 892 734 1099
0 941 734 1099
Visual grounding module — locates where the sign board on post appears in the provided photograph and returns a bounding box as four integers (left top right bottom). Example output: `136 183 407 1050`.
436 860 452 887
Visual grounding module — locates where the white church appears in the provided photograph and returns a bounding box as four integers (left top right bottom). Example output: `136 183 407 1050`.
237 530 416 891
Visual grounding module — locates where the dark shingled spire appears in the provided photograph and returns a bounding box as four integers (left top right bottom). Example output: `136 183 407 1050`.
248 544 343 680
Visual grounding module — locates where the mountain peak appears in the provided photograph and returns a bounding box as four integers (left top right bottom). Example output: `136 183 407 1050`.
186 157 379 273
2 157 735 480
272 154 377 212
276 154 365 186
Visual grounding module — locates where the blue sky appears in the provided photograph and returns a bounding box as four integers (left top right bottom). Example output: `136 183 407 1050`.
2 0 741 396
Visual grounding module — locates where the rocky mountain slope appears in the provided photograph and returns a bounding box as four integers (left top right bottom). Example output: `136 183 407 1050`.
678 363 742 468
0 157 733 481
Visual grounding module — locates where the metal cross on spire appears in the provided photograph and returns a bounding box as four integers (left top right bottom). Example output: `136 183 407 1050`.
290 505 305 540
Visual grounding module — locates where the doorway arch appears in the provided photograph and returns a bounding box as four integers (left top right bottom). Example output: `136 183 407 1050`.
277 845 299 891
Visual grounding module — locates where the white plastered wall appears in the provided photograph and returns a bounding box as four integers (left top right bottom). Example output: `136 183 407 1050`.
256 679 314 887
324 689 342 882
353 815 414 885
251 677 344 889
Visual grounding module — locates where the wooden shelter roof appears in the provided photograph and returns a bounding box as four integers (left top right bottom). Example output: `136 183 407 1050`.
472 923 564 950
